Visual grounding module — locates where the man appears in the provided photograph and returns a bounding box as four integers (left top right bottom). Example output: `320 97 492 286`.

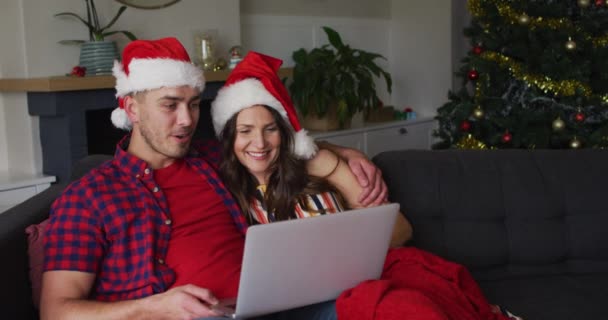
40 37 388 320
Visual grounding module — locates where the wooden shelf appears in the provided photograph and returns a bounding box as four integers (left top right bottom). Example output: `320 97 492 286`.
0 68 293 92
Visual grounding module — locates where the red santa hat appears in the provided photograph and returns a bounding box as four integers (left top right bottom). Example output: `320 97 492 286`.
211 51 317 159
111 37 205 130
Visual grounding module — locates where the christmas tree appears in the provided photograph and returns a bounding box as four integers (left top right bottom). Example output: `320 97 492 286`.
434 0 608 149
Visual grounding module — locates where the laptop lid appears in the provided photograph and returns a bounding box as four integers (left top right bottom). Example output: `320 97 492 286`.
226 203 399 318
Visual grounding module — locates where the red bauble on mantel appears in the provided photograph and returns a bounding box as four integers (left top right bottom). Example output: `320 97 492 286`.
460 120 472 132
468 70 479 81
595 0 604 6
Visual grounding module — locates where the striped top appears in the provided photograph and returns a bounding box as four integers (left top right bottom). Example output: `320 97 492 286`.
248 185 345 224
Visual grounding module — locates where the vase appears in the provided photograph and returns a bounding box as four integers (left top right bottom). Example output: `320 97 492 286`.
78 41 119 76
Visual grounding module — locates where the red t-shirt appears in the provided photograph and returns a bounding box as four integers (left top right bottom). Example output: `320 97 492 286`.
156 159 244 299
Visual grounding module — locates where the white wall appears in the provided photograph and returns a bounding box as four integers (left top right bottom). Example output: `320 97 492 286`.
0 0 240 175
241 0 390 18
389 0 452 117
0 0 37 174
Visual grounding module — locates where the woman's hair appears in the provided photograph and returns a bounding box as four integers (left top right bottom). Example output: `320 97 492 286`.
219 105 343 223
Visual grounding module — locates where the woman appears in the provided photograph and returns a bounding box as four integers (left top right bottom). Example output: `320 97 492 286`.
211 51 412 247
211 52 518 320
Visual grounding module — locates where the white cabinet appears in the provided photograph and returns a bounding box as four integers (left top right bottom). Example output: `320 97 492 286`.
0 173 56 214
311 117 436 158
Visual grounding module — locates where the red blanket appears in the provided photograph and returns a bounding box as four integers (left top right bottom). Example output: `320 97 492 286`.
336 247 512 320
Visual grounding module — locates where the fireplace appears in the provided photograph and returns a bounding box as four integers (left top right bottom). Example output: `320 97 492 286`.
28 82 222 182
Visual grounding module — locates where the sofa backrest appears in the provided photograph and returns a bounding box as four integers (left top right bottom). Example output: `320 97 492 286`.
373 150 608 280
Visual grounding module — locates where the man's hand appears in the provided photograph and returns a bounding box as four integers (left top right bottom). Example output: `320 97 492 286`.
346 154 388 206
147 284 223 319
317 141 388 206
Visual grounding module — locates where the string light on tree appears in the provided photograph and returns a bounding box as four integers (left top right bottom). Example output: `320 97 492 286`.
473 107 484 119
565 37 577 51
552 118 565 131
578 0 591 8
518 13 530 25
570 137 582 149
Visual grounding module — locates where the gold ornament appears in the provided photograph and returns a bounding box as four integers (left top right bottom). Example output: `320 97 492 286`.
578 0 591 7
518 13 530 25
565 37 577 51
570 137 582 149
552 118 565 131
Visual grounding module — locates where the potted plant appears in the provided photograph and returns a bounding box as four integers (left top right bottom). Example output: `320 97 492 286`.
289 26 392 130
55 0 137 75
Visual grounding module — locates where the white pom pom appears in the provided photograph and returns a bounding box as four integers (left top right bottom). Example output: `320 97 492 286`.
110 108 132 131
293 129 317 159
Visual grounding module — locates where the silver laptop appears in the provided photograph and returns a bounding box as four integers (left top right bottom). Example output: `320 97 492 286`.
212 203 399 318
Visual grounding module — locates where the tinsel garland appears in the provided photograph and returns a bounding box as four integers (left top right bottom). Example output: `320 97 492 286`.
468 0 608 48
456 134 493 149
479 51 608 103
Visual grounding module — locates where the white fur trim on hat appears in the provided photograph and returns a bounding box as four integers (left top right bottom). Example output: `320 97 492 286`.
211 78 285 137
294 129 318 159
111 107 131 131
113 58 205 97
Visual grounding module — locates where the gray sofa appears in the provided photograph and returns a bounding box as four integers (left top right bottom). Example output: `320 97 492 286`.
2 150 607 319
374 149 608 319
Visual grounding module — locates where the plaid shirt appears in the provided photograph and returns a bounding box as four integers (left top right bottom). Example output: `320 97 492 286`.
44 136 247 302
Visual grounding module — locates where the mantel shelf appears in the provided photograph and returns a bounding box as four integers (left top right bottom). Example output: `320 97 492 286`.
0 67 293 93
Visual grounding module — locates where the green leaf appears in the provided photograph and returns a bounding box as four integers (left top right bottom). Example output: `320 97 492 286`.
58 40 86 45
322 26 344 50
100 6 127 32
54 12 96 32
292 48 308 64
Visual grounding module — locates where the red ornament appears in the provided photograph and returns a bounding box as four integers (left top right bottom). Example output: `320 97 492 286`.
575 112 585 122
501 131 512 143
460 120 472 132
595 0 604 6
70 66 86 77
468 70 479 81
472 45 483 55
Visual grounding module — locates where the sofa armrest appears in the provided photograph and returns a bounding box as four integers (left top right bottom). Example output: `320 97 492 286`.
0 183 66 243
0 182 67 319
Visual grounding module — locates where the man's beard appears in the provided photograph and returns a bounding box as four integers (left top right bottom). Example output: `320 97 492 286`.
138 123 191 159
